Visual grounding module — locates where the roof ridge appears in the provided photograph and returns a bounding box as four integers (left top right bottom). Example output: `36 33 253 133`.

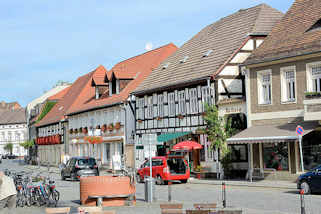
110 43 176 71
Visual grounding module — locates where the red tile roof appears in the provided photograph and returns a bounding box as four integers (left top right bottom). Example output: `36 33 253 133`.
48 86 71 101
92 65 108 86
36 66 107 127
66 43 177 115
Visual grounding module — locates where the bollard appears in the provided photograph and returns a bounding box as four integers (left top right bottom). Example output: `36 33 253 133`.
300 189 306 214
168 181 172 202
222 182 226 208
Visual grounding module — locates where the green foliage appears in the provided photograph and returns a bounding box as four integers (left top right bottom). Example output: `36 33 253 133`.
20 140 34 149
4 143 13 154
203 104 233 154
305 91 321 97
36 101 57 123
194 165 203 172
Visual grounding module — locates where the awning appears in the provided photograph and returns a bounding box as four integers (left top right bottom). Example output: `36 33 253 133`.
227 121 319 144
157 132 191 142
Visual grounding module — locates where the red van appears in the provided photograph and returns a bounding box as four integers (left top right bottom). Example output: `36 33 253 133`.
137 155 190 185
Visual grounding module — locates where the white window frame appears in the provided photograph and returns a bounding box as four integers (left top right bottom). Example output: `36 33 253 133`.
168 92 176 116
201 86 211 106
190 88 198 114
178 91 186 115
147 96 153 119
257 70 272 105
157 94 164 117
280 66 296 103
306 61 321 93
137 98 144 120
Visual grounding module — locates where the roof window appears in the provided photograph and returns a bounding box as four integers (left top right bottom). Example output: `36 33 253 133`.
179 56 189 63
306 18 321 32
162 63 170 70
203 49 213 57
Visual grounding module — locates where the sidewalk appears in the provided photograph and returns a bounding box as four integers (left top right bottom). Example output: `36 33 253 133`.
189 177 297 189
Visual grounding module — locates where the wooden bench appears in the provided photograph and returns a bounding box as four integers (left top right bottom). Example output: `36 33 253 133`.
45 207 70 214
88 194 135 206
193 203 217 210
160 203 183 214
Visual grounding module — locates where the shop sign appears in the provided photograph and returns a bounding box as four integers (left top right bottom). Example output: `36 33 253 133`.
219 103 245 116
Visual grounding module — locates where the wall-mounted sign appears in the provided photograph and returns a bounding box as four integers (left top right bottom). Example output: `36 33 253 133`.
218 102 246 116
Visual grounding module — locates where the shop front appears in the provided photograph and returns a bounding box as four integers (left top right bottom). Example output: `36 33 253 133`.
227 121 320 180
70 136 124 170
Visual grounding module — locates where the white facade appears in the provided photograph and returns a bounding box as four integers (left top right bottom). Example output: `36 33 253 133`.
0 123 28 156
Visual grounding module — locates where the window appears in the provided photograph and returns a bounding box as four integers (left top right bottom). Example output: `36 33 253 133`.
263 143 288 171
157 95 164 117
168 93 175 116
202 86 211 106
178 91 186 115
257 70 272 105
137 98 144 120
147 96 153 119
281 66 296 103
312 65 321 92
190 88 198 113
229 145 248 162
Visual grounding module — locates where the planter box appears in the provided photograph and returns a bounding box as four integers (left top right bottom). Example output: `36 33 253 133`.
80 176 136 207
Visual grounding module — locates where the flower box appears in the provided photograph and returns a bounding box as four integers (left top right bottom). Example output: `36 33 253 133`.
69 129 73 134
82 127 88 134
177 114 184 119
137 119 143 123
107 123 114 131
156 116 162 121
305 91 321 99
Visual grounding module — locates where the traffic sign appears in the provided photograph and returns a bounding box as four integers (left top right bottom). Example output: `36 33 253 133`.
296 125 304 136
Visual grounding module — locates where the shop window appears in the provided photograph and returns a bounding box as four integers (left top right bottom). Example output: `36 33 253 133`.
303 138 321 170
263 143 289 170
229 145 248 162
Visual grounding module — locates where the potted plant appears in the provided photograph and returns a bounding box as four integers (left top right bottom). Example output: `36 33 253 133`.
74 128 78 134
69 129 73 134
108 123 114 132
115 122 121 130
177 114 184 119
137 119 143 123
194 165 203 179
101 124 107 132
82 127 88 134
156 116 162 121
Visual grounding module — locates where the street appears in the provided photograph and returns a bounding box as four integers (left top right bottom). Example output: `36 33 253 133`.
1 159 320 214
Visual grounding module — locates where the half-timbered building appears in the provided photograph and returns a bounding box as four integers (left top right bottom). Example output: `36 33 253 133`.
132 4 283 173
65 44 177 170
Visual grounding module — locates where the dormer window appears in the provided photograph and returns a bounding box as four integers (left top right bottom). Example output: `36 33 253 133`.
203 50 213 57
109 76 120 96
180 56 189 63
95 87 100 99
306 18 321 32
162 63 170 70
112 78 117 94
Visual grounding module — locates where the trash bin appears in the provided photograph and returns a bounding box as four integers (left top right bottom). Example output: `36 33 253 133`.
144 177 155 202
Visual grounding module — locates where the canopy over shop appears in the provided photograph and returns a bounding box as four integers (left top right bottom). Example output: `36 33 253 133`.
227 121 319 178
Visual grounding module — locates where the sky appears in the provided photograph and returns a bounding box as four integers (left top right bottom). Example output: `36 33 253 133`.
0 0 293 107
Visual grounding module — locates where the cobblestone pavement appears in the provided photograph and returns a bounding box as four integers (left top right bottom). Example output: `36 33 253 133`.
1 159 320 214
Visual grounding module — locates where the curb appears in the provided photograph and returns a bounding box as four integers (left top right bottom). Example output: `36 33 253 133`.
189 179 297 190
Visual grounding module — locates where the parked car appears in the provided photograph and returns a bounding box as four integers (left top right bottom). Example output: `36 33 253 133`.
60 156 99 181
297 165 321 194
137 155 190 185
2 154 8 159
7 154 17 159
0 155 2 164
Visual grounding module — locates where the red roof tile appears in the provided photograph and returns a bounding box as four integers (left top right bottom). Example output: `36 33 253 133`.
92 65 108 86
67 43 177 115
36 66 105 127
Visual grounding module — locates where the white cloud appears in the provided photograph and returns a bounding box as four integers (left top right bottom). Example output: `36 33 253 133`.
145 42 153 51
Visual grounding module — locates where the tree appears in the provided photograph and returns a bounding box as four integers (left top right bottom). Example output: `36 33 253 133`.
203 104 234 154
4 143 13 155
20 140 34 150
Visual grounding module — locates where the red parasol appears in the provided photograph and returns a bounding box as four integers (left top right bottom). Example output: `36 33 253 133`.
172 140 203 151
